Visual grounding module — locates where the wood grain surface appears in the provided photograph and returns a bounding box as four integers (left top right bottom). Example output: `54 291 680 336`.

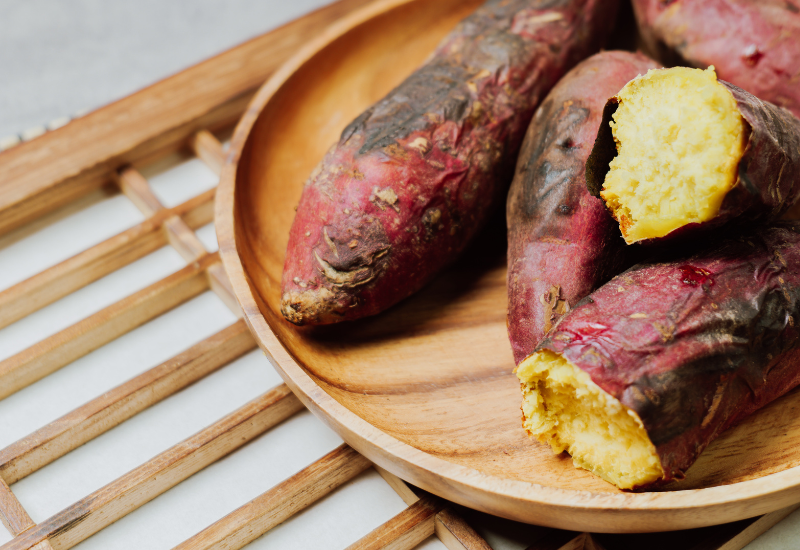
216 0 800 533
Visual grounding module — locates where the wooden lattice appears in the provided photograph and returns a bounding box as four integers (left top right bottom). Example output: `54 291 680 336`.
0 1 797 549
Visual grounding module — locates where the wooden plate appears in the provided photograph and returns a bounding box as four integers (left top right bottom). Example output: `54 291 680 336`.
216 0 800 533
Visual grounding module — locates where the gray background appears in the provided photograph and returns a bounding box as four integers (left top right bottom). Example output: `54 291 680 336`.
0 0 334 139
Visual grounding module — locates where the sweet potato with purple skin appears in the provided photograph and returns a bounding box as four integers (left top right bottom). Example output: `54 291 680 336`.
506 51 659 364
528 222 800 488
585 70 800 245
280 0 619 326
632 0 800 119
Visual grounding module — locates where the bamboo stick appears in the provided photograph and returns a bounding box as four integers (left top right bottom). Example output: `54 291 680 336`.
0 477 33 536
434 509 493 550
118 167 210 262
0 254 219 400
116 167 163 217
0 189 214 331
206 263 242 318
163 217 209 262
173 444 371 550
0 386 303 550
375 466 493 550
716 505 800 550
344 495 444 550
191 131 226 176
0 321 255 484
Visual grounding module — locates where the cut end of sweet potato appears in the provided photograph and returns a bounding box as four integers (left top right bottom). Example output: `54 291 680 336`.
517 350 663 489
600 67 747 244
280 288 340 326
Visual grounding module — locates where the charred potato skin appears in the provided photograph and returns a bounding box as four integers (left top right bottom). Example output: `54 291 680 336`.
632 0 800 119
536 223 800 487
506 51 659 364
586 81 800 244
281 0 620 326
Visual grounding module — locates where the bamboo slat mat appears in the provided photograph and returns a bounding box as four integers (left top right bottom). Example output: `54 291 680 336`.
0 1 797 548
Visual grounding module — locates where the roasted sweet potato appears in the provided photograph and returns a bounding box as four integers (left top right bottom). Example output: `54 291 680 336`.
517 222 800 489
585 66 800 245
632 0 800 119
506 51 659 364
280 0 619 326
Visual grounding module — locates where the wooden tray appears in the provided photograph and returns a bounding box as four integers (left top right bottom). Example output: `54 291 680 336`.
216 0 800 534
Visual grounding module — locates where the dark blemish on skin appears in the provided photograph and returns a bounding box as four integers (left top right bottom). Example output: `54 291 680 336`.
558 204 571 214
355 62 474 155
516 101 589 219
557 138 575 149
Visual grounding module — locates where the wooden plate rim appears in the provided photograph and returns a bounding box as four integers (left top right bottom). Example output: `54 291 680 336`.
215 0 800 531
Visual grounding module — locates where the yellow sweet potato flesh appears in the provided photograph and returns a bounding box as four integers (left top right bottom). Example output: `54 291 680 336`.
517 350 663 489
601 67 746 243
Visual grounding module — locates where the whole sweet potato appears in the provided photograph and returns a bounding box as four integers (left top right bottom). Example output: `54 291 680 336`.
520 223 800 489
632 0 800 119
506 51 659 364
585 67 800 245
280 0 619 326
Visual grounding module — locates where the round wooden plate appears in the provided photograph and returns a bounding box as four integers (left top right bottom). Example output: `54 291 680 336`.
216 0 800 533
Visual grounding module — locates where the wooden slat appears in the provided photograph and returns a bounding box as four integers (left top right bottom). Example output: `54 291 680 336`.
1 385 304 550
594 504 800 550
191 131 226 176
0 474 55 550
118 166 210 262
375 466 418 506
344 495 445 550
434 509 493 550
120 145 242 315
375 466 492 550
0 185 115 252
0 188 214 331
117 167 163 217
207 263 242 318
0 477 33 536
714 505 800 550
0 253 219 400
162 217 209 262
0 0 373 238
173 444 372 550
0 320 255 485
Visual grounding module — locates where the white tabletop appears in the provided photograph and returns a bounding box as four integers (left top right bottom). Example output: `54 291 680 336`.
0 2 798 548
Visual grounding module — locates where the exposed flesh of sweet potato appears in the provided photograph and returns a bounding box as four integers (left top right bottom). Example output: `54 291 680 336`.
520 223 800 489
586 67 800 244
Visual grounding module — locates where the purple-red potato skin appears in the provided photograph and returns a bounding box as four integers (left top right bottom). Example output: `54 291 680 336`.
537 223 800 487
506 51 659 364
586 81 800 244
280 0 620 326
632 0 800 119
